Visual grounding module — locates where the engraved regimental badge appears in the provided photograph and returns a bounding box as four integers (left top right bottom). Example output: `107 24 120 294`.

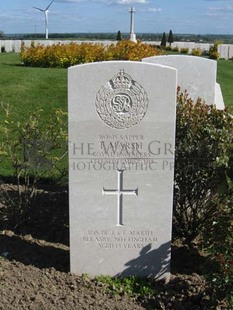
95 70 149 129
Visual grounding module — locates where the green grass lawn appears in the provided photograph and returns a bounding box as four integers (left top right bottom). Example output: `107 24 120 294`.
0 53 67 119
217 59 233 112
0 53 232 177
0 53 232 116
0 53 67 177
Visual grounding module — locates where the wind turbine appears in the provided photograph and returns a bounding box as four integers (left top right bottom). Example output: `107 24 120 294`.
33 0 55 39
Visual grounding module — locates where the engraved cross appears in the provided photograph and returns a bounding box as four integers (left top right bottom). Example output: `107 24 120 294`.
102 170 138 226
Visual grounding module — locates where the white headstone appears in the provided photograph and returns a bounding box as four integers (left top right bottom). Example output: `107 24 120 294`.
186 43 196 53
202 43 211 52
142 55 224 109
218 44 229 60
68 61 177 281
22 40 32 48
171 42 183 51
13 40 22 53
229 45 233 59
4 40 14 52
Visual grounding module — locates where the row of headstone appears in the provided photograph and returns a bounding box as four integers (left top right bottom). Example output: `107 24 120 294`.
0 40 116 53
172 42 211 53
144 41 212 53
2 40 233 58
218 44 233 60
68 54 225 281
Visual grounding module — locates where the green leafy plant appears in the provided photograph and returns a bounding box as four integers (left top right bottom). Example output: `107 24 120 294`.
165 46 172 51
209 42 220 60
171 46 179 52
95 275 157 300
20 40 161 68
180 47 189 54
202 177 233 306
174 88 233 243
0 103 68 229
191 48 202 56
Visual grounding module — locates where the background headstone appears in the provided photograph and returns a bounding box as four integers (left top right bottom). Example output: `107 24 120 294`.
142 55 224 109
13 40 22 53
218 44 229 60
3 40 14 52
229 45 233 59
68 61 177 281
22 40 32 48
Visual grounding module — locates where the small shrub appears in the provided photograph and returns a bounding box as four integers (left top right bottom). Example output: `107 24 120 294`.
191 48 202 56
0 104 68 229
209 51 220 60
174 88 233 243
172 46 179 52
202 50 209 57
21 41 162 68
180 48 189 54
202 181 233 306
1 46 6 53
165 46 172 51
209 43 220 60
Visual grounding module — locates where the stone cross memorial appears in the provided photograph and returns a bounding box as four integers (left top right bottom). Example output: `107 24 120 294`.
68 61 177 281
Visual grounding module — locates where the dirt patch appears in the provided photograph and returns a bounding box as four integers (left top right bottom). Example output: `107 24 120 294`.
0 186 229 309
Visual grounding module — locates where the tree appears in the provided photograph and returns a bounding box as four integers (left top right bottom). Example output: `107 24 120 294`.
160 32 166 48
0 30 4 39
168 30 174 46
116 30 122 41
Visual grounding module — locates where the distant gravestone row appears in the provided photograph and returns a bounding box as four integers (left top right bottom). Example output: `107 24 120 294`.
218 44 233 60
0 40 115 53
1 39 233 59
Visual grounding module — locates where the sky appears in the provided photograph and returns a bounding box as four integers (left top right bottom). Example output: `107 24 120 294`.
0 0 233 35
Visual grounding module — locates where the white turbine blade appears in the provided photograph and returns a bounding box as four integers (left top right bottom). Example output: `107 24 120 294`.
46 0 55 11
33 6 45 12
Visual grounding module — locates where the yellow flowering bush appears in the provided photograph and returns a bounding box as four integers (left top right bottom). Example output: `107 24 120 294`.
21 40 162 68
191 47 202 56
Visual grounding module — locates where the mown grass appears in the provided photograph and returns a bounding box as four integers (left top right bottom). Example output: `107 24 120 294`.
0 53 67 120
0 53 232 116
0 53 67 176
217 59 233 112
0 53 233 177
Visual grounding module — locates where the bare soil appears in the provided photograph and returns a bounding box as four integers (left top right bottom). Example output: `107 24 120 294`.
0 185 229 309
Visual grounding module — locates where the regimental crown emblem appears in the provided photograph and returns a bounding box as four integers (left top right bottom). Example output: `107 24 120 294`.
95 70 149 129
